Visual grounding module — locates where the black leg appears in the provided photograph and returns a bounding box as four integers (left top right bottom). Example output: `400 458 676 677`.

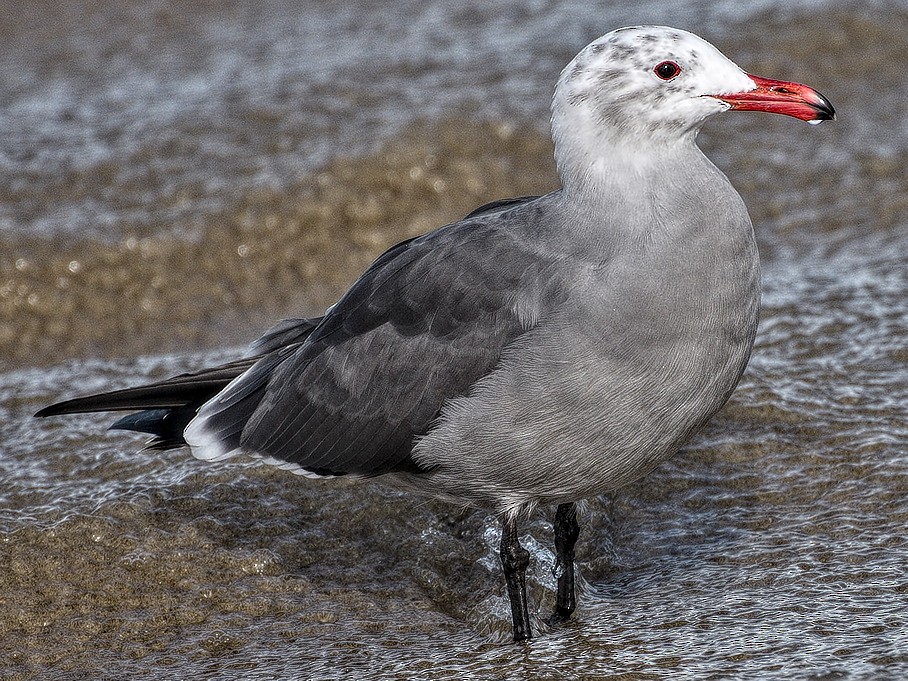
500 515 532 642
548 502 580 626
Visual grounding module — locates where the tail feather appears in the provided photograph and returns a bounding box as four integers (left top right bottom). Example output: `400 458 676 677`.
35 316 322 451
109 408 195 451
34 357 259 450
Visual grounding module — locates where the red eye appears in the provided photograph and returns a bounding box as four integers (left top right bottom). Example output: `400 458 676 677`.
654 61 681 80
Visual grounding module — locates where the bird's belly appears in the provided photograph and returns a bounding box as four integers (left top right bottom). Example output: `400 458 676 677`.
412 289 758 513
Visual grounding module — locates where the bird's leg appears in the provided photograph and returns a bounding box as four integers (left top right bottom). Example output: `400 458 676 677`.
548 502 580 625
500 515 532 642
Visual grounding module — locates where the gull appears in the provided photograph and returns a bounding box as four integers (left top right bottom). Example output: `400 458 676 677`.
37 26 834 642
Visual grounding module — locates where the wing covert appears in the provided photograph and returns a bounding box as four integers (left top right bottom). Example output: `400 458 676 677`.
191 199 563 476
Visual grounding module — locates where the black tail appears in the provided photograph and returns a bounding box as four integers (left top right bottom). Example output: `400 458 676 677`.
34 357 259 450
34 316 321 450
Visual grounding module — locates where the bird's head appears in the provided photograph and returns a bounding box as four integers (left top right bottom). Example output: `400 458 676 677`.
551 26 834 179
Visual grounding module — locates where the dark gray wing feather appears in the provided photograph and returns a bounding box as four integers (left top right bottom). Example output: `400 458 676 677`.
251 316 322 353
462 195 541 220
195 198 558 476
34 357 260 416
34 317 323 450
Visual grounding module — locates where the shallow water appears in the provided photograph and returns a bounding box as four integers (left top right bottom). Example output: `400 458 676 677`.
2 0 907 678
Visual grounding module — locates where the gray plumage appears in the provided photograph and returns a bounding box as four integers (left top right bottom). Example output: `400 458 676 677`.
36 26 834 641
185 27 764 514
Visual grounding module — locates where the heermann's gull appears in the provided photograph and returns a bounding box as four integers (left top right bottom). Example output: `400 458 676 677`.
36 26 834 642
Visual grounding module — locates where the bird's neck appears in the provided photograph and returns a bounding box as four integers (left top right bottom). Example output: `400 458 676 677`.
548 121 745 253
554 127 706 201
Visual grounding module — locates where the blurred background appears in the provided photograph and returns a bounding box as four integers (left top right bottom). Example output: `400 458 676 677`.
1 1 906 678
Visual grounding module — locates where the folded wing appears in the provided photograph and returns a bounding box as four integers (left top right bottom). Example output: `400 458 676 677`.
187 199 558 476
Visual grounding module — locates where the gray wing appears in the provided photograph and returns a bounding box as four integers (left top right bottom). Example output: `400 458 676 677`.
189 198 561 476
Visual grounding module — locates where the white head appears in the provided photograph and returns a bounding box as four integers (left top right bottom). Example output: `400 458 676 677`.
551 26 834 188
